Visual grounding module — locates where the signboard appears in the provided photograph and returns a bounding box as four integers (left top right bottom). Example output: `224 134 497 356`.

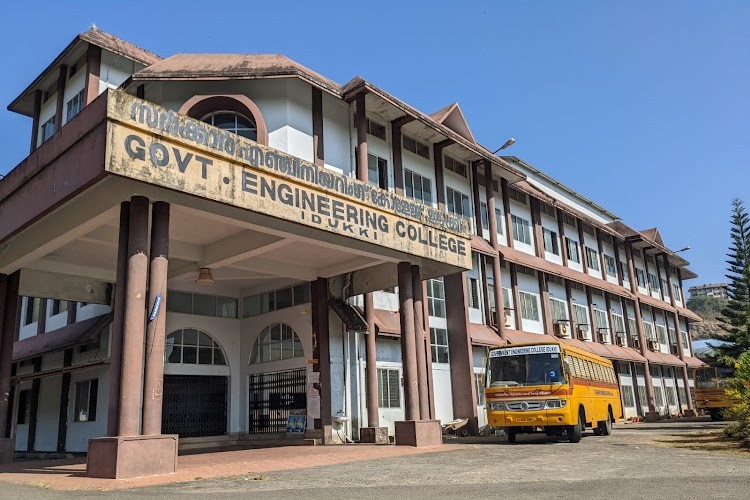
104 91 472 269
286 410 307 434
489 344 561 357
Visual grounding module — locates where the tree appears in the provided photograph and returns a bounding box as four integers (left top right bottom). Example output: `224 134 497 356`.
714 198 750 364
724 351 750 446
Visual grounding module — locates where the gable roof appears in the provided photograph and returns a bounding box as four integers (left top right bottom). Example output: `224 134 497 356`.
131 53 341 96
639 228 664 246
429 102 476 143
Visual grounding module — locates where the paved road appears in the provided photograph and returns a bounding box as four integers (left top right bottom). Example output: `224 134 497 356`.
4 421 749 499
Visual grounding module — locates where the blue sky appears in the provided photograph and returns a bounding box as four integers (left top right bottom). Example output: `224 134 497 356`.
1 1 748 286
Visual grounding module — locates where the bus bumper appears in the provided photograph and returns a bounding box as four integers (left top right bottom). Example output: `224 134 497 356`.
487 409 575 428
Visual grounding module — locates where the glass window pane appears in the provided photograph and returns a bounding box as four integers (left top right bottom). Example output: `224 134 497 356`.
169 330 182 345
199 332 213 346
182 346 197 364
198 347 213 365
293 284 310 305
216 296 238 318
182 329 198 345
276 287 293 309
193 294 216 316
167 345 182 363
214 349 226 365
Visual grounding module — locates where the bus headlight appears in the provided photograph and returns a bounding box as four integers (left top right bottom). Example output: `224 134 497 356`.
544 399 568 409
489 402 508 411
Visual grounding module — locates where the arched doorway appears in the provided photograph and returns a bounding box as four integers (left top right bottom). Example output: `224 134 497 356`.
162 328 230 437
248 323 306 434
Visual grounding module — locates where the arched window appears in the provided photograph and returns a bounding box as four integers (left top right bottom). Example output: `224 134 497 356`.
201 111 257 141
166 328 227 365
250 323 304 363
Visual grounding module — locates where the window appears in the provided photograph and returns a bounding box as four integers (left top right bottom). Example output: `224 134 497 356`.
673 283 682 302
166 329 227 365
242 283 310 318
250 323 304 363
480 203 489 230
475 373 486 406
467 276 480 309
594 309 609 341
507 187 527 205
643 322 656 340
65 88 86 123
402 136 430 159
562 213 577 227
543 228 559 255
636 268 647 288
446 187 471 218
430 327 449 363
511 215 532 245
495 208 504 234
550 297 569 322
648 273 660 293
539 202 557 218
582 223 595 237
661 279 669 297
40 116 56 143
404 169 432 205
681 331 689 349
622 385 636 407
573 304 590 334
427 278 446 318
638 385 648 409
366 118 386 140
201 111 257 140
367 153 389 190
654 387 664 408
604 255 617 277
17 390 31 425
444 155 467 177
612 314 626 337
51 300 68 316
586 247 600 271
377 368 401 408
73 379 98 422
23 297 41 326
566 238 581 263
518 291 540 321
167 290 239 318
656 324 668 344
618 261 630 282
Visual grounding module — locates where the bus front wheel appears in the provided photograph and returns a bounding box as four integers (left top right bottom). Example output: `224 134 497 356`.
567 409 584 443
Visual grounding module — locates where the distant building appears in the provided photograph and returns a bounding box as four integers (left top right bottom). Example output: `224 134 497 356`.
688 283 729 300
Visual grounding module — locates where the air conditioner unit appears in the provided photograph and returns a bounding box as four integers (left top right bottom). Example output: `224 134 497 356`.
553 322 570 338
597 328 610 344
615 332 627 347
648 339 660 351
670 344 680 355
576 326 591 340
631 337 641 349
489 308 498 327
504 309 513 328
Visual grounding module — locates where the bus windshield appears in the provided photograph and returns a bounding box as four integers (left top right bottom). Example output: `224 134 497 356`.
487 345 565 387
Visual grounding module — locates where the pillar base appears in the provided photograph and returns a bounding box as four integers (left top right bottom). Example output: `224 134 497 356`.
0 438 13 464
394 420 442 447
360 427 389 444
86 434 178 479
644 412 661 422
683 409 697 418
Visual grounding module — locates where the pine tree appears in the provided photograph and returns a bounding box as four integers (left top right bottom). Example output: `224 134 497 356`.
713 198 750 363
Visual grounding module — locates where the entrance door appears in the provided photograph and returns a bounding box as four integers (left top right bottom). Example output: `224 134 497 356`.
248 368 306 434
162 375 228 437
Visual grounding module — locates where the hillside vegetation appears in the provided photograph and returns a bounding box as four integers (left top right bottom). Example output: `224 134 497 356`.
687 295 728 340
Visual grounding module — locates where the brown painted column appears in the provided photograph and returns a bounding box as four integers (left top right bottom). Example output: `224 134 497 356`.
662 254 693 410
142 202 170 435
364 293 379 427
605 294 616 345
311 278 333 443
577 221 589 274
613 243 624 287
565 280 576 336
0 272 20 439
480 257 492 326
500 178 514 248
471 163 483 237
36 299 48 335
556 208 569 267
84 44 102 105
433 140 450 211
654 253 665 302
620 297 635 348
530 197 545 258
509 264 522 331
118 196 150 436
107 201 130 437
26 357 42 451
56 349 73 452
596 229 608 280
444 272 478 433
54 65 67 132
539 273 553 336
484 162 506 340
398 262 420 421
422 281 435 419
625 243 656 412
586 286 597 340
29 90 42 154
355 93 368 182
312 87 324 167
412 265 429 420
391 119 406 195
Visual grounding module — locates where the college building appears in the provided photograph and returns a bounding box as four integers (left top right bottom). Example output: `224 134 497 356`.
0 29 704 477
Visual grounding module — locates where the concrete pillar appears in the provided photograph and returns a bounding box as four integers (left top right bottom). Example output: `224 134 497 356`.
56 349 73 452
310 278 333 443
510 264 522 331
412 265 430 421
364 293 379 427
107 201 130 437
0 271 20 446
500 178 514 248
84 44 102 105
471 163 483 237
398 262 420 421
433 141 449 211
118 196 150 436
312 87 324 167
26 358 42 452
355 93 368 183
443 272 478 434
391 120 404 195
422 281 436 419
54 65 67 137
142 202 170 435
29 90 42 154
484 161 506 340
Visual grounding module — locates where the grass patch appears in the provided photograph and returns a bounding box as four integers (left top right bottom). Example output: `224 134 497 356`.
654 429 750 456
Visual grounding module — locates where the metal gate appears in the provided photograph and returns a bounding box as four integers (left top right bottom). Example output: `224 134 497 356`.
162 375 228 438
248 368 306 434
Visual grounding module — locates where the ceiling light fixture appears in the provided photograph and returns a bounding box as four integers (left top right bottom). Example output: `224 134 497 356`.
195 267 216 286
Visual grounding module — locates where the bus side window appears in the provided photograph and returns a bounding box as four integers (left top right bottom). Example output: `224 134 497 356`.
609 367 616 384
572 357 582 379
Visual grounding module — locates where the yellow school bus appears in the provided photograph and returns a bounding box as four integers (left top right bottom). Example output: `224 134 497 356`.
485 342 623 443
693 366 735 421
